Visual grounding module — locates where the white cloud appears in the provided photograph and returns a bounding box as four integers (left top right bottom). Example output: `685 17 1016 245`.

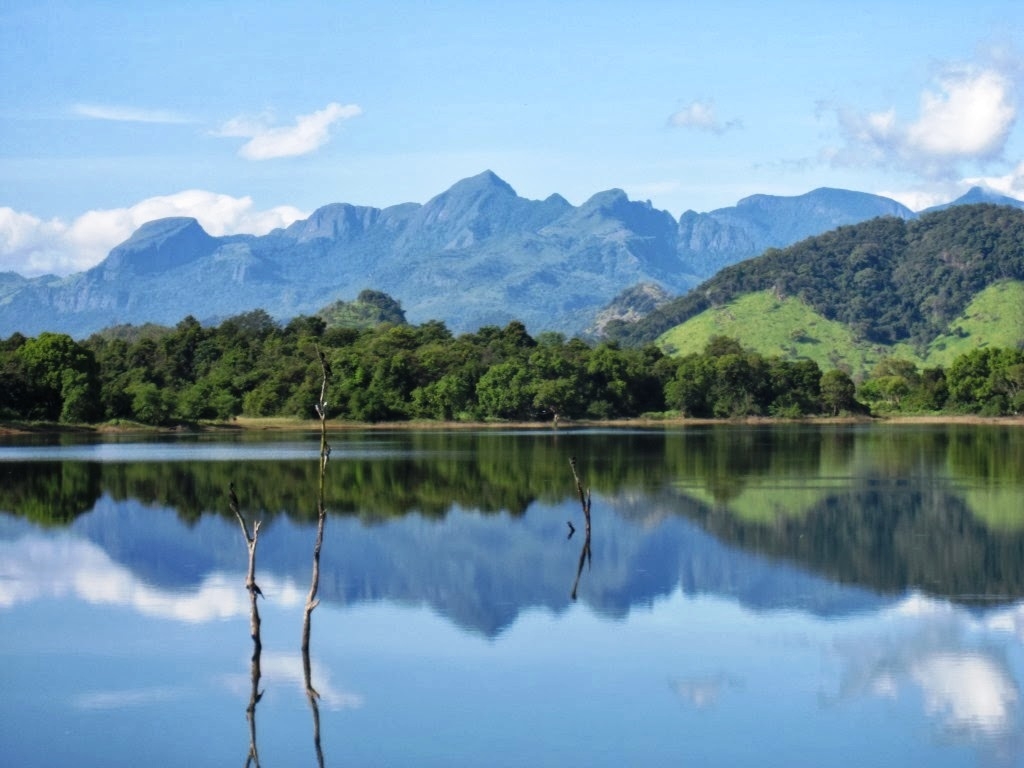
833 63 1017 176
668 99 741 134
72 103 193 124
216 102 363 160
877 188 950 212
0 191 308 277
0 208 70 275
905 68 1015 158
963 160 1024 199
878 161 1024 211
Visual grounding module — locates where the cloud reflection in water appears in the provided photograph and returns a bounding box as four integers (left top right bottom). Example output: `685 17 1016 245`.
832 592 1024 754
0 533 304 621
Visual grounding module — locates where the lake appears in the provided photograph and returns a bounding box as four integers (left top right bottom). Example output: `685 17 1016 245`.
1 424 1023 767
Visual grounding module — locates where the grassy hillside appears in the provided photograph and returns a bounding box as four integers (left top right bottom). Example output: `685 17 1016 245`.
656 281 1024 378
616 204 1024 351
656 290 920 377
925 280 1024 366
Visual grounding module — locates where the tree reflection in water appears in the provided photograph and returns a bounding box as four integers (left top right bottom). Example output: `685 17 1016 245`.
230 482 263 768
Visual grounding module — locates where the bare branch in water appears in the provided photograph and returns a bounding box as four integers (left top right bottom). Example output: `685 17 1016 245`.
568 457 593 600
302 345 331 768
569 456 592 526
230 482 262 641
303 346 330 649
230 483 263 768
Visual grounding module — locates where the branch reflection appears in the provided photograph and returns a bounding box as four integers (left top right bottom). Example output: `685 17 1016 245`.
301 348 331 767
568 456 592 601
230 482 263 768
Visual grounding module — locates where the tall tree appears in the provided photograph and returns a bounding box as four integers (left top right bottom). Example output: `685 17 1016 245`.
15 333 101 422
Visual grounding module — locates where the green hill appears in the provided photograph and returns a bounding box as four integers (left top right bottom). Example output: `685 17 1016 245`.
316 289 407 329
657 282 1024 377
656 290 918 376
925 280 1024 366
618 203 1024 372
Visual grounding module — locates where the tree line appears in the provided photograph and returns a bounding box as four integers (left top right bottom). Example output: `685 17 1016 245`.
0 309 1020 425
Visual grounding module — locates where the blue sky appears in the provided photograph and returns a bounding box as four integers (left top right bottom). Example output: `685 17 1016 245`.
2 0 1023 276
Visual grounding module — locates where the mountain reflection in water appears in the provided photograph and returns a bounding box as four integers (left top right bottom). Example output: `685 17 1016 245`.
1 425 1022 767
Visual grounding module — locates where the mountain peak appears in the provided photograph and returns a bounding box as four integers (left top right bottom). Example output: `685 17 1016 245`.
101 217 217 276
952 186 1024 207
573 189 667 225
123 217 209 245
405 171 528 247
441 170 517 199
921 186 1024 214
285 202 381 242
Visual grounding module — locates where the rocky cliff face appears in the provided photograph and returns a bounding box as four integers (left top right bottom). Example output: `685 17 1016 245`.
586 282 673 336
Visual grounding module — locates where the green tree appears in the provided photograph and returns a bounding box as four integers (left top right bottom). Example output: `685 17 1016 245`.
820 369 858 416
127 380 173 425
665 354 715 417
767 358 822 416
903 366 948 412
476 361 536 419
947 348 997 413
858 357 922 411
412 372 477 421
710 353 769 417
15 332 100 422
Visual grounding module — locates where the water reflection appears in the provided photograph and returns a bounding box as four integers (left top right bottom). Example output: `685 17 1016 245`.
2 425 1024 766
669 672 743 710
3 426 1024 616
827 595 1024 758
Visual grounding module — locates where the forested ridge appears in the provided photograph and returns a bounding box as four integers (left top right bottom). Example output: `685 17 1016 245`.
609 204 1024 348
2 303 1022 425
4 203 1024 426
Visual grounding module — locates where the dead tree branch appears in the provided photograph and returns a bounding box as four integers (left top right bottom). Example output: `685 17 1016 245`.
302 346 330 768
568 456 593 600
229 483 263 768
230 482 263 643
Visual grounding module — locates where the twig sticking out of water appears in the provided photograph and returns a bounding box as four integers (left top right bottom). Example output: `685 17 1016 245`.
303 347 330 653
569 456 592 527
229 482 262 768
230 482 263 641
569 456 592 600
302 346 330 768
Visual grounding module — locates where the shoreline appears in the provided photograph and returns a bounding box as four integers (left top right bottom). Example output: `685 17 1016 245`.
2 413 1022 436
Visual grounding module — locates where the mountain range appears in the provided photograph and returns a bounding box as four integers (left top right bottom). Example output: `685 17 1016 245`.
2 171 1022 339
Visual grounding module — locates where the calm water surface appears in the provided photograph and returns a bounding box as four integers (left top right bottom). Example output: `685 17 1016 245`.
1 425 1023 767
